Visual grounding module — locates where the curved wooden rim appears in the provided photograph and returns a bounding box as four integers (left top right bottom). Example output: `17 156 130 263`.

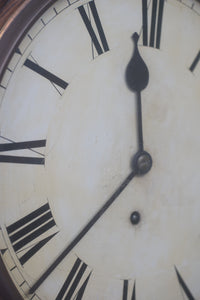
0 256 22 300
0 0 8 11
0 0 58 82
0 2 58 298
0 0 25 30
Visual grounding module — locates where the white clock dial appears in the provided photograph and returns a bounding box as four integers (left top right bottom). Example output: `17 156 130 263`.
0 0 200 299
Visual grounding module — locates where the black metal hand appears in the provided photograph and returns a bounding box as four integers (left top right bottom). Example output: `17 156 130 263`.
29 170 136 294
125 32 149 152
29 32 152 294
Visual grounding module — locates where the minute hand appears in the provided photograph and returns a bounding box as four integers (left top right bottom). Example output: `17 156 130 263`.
125 32 149 152
29 170 136 294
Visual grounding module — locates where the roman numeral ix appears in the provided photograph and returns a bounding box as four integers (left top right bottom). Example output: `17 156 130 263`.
7 203 57 265
55 258 91 300
78 0 109 58
142 0 165 49
0 139 46 165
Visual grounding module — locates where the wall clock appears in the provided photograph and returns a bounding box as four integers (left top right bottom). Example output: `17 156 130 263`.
0 0 200 299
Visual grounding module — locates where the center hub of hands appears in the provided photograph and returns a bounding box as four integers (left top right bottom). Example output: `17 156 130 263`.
132 151 152 175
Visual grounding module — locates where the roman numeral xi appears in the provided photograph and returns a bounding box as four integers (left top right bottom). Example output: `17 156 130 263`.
6 203 58 265
78 0 109 58
142 0 165 49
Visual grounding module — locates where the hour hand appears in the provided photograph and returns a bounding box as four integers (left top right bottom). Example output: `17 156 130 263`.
126 32 149 92
125 32 149 152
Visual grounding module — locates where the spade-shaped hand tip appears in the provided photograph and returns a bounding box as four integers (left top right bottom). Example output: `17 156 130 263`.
125 32 149 93
132 32 139 42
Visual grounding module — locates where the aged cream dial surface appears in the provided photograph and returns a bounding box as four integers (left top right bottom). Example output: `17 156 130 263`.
0 0 200 299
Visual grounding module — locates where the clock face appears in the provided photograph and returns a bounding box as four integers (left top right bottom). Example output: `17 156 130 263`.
0 0 200 299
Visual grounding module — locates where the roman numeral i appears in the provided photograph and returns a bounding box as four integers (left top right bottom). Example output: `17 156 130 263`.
142 0 165 49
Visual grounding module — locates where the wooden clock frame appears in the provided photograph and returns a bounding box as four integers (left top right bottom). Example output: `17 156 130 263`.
0 1 57 299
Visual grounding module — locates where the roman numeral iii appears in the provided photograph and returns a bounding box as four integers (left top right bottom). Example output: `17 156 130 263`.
55 258 91 300
0 139 46 165
78 0 109 58
142 0 165 49
6 203 57 265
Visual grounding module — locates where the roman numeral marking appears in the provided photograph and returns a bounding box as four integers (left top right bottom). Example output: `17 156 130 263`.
189 50 200 72
123 280 136 300
55 258 91 300
142 0 165 49
175 266 195 300
24 59 68 90
7 203 57 265
78 0 109 58
0 139 46 165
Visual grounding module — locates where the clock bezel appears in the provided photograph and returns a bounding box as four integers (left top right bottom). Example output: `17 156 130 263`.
0 1 58 299
0 0 58 82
